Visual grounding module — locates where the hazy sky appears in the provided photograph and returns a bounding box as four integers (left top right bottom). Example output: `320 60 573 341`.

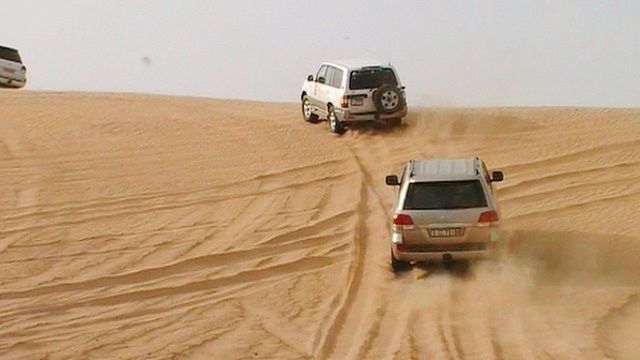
4 1 639 106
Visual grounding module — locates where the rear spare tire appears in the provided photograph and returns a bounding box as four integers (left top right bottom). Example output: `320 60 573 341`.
374 85 404 114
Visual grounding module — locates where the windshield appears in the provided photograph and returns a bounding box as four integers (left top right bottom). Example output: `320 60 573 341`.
403 181 487 210
0 46 22 63
349 68 397 90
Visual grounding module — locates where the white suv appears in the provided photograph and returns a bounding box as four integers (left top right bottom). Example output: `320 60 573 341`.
301 59 407 134
385 157 504 271
0 46 27 89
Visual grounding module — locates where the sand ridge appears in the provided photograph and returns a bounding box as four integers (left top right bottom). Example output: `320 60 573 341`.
0 92 639 359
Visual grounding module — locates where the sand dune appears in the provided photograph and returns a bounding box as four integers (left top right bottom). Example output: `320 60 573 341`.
1 92 639 359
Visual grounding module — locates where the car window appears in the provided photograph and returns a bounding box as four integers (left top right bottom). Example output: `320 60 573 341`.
349 68 397 90
325 66 335 87
0 46 22 63
316 65 328 84
331 68 344 88
403 181 487 210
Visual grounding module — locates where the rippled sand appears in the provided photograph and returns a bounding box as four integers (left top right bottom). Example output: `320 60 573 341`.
1 92 638 359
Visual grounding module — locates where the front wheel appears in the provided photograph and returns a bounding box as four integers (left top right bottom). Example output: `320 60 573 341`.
302 96 319 123
328 107 346 134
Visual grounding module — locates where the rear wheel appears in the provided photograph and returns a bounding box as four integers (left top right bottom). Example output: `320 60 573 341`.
391 249 411 272
328 106 346 134
302 96 319 123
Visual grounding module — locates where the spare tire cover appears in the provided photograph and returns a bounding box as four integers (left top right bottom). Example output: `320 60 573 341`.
374 85 404 114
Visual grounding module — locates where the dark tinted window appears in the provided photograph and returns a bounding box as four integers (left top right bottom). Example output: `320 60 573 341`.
331 68 344 88
316 65 328 84
0 46 22 63
403 181 487 210
325 66 335 87
349 68 397 90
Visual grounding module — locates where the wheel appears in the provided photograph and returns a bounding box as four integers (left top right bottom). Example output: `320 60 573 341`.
302 96 319 123
374 85 405 114
391 249 411 272
386 118 402 127
328 106 346 134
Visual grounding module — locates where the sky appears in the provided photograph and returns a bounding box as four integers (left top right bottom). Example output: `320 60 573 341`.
3 0 639 107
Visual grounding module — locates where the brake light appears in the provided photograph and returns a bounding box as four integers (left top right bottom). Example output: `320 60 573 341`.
478 210 499 224
393 213 414 226
396 243 405 252
340 96 349 108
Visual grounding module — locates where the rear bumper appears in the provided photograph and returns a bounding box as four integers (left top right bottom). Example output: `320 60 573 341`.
392 242 497 262
335 107 407 122
0 75 26 88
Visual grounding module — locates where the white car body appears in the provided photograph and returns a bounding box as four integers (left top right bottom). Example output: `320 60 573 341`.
0 46 27 89
301 59 407 133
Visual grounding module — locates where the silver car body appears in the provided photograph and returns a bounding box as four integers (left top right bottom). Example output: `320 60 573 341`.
388 158 503 262
0 46 27 89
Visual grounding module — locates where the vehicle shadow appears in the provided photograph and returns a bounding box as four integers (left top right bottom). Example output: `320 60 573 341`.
346 120 406 135
344 111 419 136
398 260 475 280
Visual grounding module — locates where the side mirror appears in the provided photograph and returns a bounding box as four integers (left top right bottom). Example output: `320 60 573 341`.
491 171 504 182
385 175 400 186
307 74 314 81
317 76 326 84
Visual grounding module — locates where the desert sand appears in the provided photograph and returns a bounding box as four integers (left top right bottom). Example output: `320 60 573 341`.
1 91 639 359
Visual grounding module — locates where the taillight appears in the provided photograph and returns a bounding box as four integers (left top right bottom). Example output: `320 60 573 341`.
478 210 499 224
340 96 349 108
393 213 414 226
396 243 405 252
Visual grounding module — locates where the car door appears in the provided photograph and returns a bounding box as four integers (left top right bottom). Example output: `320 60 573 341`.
347 67 400 114
317 66 335 112
311 65 328 111
326 66 344 108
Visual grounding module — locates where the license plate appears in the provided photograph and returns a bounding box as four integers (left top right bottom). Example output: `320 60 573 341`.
2 67 15 74
428 227 465 237
350 97 364 106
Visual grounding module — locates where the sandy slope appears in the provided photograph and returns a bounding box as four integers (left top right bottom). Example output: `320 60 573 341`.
0 92 639 359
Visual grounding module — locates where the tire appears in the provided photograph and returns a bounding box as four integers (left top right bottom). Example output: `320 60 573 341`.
391 249 411 272
374 85 405 114
328 106 346 134
386 118 402 127
302 96 319 123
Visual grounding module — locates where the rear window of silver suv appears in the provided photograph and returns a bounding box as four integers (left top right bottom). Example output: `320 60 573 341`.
349 67 397 90
0 46 22 63
403 180 487 210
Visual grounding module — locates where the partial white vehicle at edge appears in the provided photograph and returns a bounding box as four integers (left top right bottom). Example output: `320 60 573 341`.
301 59 407 134
0 45 27 89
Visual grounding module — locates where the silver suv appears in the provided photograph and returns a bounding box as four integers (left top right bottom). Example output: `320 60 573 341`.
385 157 504 271
301 59 407 134
0 45 27 89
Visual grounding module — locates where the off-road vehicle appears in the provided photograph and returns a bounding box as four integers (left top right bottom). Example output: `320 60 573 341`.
301 59 407 134
385 157 504 271
0 46 27 89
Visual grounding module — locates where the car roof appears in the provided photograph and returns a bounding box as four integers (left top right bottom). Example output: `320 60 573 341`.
408 158 481 181
326 59 390 70
0 45 19 52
